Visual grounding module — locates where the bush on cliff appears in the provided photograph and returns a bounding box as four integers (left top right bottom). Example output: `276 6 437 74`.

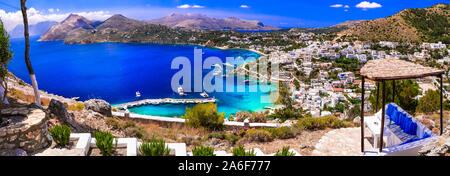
183 103 224 131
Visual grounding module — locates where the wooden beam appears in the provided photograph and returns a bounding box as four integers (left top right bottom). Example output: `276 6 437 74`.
361 76 365 153
440 75 443 136
379 80 386 153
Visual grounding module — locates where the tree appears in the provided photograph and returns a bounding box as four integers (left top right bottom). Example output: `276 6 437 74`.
273 82 293 109
416 90 440 114
21 0 41 106
369 80 419 114
0 20 13 104
183 103 224 131
346 104 361 121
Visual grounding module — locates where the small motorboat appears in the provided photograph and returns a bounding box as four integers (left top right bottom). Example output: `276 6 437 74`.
200 92 209 98
136 91 141 98
178 86 186 96
71 97 80 100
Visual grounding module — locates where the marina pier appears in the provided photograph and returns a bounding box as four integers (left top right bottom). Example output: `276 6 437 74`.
113 98 217 110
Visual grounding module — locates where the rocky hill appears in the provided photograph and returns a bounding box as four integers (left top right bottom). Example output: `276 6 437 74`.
39 14 97 41
95 14 145 31
39 14 193 44
9 21 58 38
337 3 449 43
288 20 367 34
147 13 280 31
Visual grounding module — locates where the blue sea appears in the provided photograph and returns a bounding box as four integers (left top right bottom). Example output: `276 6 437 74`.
8 36 275 117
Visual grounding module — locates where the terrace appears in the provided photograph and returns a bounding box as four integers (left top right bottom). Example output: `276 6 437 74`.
360 58 445 155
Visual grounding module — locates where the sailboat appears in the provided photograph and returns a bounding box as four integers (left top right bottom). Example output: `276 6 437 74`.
136 91 141 98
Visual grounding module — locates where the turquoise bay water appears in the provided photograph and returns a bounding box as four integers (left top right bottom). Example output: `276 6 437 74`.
9 37 275 117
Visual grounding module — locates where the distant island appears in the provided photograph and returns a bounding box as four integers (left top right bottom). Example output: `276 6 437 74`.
38 4 449 46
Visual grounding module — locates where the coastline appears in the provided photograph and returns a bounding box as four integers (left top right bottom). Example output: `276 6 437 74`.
10 38 276 118
210 45 267 57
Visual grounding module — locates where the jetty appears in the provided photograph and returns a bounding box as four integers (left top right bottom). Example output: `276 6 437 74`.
113 98 217 110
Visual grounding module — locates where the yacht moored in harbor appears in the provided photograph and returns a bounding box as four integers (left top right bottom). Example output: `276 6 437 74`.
200 92 209 98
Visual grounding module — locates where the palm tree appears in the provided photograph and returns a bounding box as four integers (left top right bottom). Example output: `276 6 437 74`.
20 0 41 106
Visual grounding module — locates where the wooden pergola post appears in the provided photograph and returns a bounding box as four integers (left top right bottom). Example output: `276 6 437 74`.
379 80 386 153
376 82 379 112
361 76 365 153
440 74 443 135
392 80 396 102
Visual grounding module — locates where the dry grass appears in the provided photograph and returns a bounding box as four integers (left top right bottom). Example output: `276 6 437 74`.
105 117 208 144
242 129 330 155
7 88 50 106
68 102 85 111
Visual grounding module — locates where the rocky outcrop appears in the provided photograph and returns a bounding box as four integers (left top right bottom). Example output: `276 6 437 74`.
83 99 112 117
48 99 83 131
418 125 450 156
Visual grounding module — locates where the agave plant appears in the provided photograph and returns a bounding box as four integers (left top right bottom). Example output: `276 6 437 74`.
49 125 71 147
192 146 215 156
274 146 296 156
139 137 170 156
232 146 256 156
94 131 117 156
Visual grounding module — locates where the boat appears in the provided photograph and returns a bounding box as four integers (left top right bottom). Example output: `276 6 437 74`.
178 86 186 96
264 106 273 109
136 91 141 98
200 92 209 98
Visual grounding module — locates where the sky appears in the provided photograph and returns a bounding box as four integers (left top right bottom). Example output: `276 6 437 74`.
0 0 448 31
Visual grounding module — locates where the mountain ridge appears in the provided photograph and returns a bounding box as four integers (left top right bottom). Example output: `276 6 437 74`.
147 13 280 31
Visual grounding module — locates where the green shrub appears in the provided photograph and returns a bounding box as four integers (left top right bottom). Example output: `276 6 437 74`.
274 146 296 156
139 137 170 156
125 126 147 138
94 131 117 156
49 125 71 147
105 117 120 129
192 146 215 156
232 146 256 156
183 103 224 131
295 116 351 130
249 112 267 123
265 127 295 139
208 133 240 145
234 111 251 122
243 129 273 142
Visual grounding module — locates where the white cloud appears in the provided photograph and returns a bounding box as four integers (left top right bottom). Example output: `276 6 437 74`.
177 4 191 9
0 8 111 31
240 5 250 8
192 5 204 8
355 1 382 9
330 4 343 8
177 4 204 9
